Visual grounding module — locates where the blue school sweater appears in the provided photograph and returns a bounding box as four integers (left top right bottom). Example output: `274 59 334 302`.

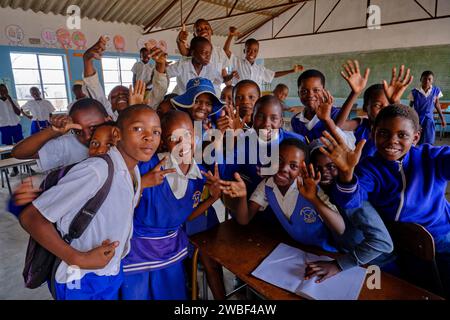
332 144 450 240
353 117 376 159
291 107 340 142
411 86 442 123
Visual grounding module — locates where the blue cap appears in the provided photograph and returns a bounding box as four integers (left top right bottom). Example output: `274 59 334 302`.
171 77 224 116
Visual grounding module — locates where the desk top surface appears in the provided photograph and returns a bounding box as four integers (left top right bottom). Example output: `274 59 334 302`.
190 218 443 300
0 157 36 168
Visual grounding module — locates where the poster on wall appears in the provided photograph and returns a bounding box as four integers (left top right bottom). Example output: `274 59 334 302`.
56 28 72 49
103 34 113 51
5 24 24 46
141 38 168 53
41 29 57 47
113 35 125 52
72 31 87 50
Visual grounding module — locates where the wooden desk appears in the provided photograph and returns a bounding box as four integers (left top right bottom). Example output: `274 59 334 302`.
190 218 443 300
0 145 14 156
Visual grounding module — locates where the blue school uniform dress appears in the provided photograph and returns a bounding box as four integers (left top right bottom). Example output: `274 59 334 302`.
410 86 443 145
31 147 140 300
250 177 337 252
291 107 340 142
353 117 376 159
332 144 450 249
121 153 216 300
0 98 23 145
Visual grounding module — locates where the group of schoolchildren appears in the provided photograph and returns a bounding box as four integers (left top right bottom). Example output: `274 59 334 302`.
4 18 449 300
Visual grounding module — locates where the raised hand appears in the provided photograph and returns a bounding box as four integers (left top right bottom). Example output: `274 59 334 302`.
50 115 82 135
83 36 107 61
297 162 321 202
129 80 147 106
219 172 247 198
382 65 414 104
293 64 304 73
77 239 119 269
340 60 370 94
202 163 222 200
13 177 41 206
178 24 189 46
223 70 239 83
319 129 366 183
141 156 176 188
216 106 234 133
315 89 334 121
149 47 167 65
228 26 240 38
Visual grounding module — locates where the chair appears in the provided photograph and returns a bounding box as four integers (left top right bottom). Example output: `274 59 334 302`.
386 221 444 296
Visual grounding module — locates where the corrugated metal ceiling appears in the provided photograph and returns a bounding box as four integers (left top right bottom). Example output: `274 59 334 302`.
0 0 305 36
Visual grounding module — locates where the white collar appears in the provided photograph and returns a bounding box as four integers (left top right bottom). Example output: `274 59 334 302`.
296 110 320 130
417 86 433 96
158 152 202 180
265 177 298 195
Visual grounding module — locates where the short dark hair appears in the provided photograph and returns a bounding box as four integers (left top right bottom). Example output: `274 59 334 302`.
0 83 7 88
194 19 211 30
245 38 259 48
253 95 283 118
190 36 212 54
363 84 385 112
117 104 155 129
373 104 420 132
160 109 191 134
279 138 310 164
420 70 434 80
297 69 326 88
72 84 83 91
140 47 148 55
232 80 261 104
69 98 109 117
274 83 289 92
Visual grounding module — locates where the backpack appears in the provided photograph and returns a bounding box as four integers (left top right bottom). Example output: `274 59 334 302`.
22 154 114 298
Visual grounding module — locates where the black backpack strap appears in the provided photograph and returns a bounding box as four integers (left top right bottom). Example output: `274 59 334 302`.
63 154 114 243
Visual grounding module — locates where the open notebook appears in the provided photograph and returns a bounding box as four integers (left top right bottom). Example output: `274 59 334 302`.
252 243 367 300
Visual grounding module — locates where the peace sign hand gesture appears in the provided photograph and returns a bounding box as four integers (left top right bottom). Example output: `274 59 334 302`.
141 156 177 189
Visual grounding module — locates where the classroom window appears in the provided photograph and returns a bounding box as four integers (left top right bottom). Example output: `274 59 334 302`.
10 53 69 111
102 56 137 96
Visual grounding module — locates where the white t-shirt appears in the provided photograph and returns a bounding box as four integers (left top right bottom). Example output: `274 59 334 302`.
230 54 275 89
33 147 140 284
0 98 21 126
167 58 224 96
131 61 154 89
22 99 55 121
250 177 338 220
37 133 88 172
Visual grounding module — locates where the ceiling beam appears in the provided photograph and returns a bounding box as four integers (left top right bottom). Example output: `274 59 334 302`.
143 0 179 32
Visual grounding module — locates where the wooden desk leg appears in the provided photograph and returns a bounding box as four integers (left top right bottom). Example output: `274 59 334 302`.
192 247 199 300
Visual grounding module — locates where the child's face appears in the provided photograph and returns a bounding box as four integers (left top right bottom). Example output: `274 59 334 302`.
73 86 86 100
109 86 129 113
0 85 8 97
253 103 283 141
274 87 289 102
421 75 433 90
195 21 212 40
235 83 260 120
273 145 305 189
374 117 420 161
190 93 213 121
313 153 338 187
244 43 259 64
89 126 119 157
118 109 162 164
30 88 41 100
71 109 110 146
367 91 389 122
141 49 150 64
298 77 324 112
221 87 233 107
192 42 212 66
163 114 195 164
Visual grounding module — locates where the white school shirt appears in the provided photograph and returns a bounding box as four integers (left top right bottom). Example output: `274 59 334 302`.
37 133 88 172
33 147 140 284
0 98 21 126
230 53 275 89
22 99 55 121
211 45 230 70
295 111 356 150
408 85 443 101
131 61 154 88
167 58 224 96
250 177 338 220
158 152 203 199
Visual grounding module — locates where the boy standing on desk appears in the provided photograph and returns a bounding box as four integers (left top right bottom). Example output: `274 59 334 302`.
132 47 154 101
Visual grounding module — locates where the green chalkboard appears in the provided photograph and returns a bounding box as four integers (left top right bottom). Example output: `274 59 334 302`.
264 45 450 100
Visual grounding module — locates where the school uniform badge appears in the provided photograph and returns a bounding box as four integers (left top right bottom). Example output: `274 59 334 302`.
300 207 317 223
192 190 202 208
